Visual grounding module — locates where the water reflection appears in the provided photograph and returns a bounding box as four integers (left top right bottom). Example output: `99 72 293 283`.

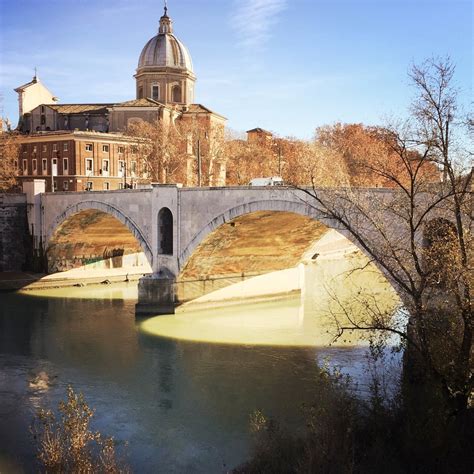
141 255 400 347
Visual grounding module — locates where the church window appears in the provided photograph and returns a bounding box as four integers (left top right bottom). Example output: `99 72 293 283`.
85 143 93 152
152 84 160 101
172 85 182 103
118 146 124 154
102 144 109 153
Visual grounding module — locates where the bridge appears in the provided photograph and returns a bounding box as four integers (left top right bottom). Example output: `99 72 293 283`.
23 182 441 314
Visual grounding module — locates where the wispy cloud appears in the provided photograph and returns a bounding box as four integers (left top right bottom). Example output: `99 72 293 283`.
231 0 287 50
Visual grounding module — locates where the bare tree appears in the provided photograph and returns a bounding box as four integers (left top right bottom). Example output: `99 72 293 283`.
0 121 20 192
301 58 472 414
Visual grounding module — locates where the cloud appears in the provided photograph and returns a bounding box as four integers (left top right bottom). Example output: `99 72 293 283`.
231 0 287 50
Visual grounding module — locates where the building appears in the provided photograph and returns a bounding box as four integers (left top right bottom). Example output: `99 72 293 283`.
18 131 146 192
246 128 273 145
14 6 227 190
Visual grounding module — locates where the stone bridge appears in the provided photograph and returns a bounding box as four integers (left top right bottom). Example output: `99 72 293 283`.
25 183 443 314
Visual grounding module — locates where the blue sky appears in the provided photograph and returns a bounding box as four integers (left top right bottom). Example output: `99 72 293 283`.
0 0 472 138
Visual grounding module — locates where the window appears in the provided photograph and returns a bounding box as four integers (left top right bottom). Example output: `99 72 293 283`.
42 159 47 174
131 161 137 176
86 181 93 191
52 144 58 152
102 159 109 177
118 146 124 154
63 158 68 174
118 160 125 177
42 145 47 153
32 159 37 174
119 183 124 190
63 181 69 191
138 86 143 99
51 158 58 176
131 146 138 155
22 159 28 175
41 106 45 113
86 158 93 176
85 143 93 152
63 142 69 152
53 180 58 191
103 182 110 190
22 145 27 154
102 144 109 153
152 84 160 101
172 85 181 103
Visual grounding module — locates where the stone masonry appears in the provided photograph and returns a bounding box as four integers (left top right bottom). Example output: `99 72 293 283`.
0 194 28 272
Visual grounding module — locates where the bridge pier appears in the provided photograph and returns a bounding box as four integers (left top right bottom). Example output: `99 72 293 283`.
136 273 176 315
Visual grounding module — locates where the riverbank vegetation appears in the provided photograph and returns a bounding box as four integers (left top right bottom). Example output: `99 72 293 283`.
31 386 129 473
235 357 472 473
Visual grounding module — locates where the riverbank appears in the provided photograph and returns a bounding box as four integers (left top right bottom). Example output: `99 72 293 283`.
0 267 149 291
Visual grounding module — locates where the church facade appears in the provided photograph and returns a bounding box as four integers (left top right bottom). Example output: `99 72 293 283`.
15 7 227 191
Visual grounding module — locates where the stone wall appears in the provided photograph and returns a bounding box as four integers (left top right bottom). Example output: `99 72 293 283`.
0 194 28 272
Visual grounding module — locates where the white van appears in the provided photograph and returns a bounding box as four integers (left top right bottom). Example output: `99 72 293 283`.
249 176 284 186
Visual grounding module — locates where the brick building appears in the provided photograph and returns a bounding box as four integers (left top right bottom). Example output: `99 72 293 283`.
18 131 146 192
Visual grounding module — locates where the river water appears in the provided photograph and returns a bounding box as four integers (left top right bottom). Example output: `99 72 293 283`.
0 256 400 473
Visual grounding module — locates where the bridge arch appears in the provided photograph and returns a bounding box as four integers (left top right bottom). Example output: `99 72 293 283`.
45 200 153 266
180 199 360 269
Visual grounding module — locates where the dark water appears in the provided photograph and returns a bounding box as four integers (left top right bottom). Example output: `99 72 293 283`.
0 268 400 473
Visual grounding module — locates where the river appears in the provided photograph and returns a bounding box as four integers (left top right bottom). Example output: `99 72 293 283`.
0 255 401 473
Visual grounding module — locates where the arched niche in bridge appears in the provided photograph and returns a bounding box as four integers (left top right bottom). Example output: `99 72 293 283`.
158 207 173 255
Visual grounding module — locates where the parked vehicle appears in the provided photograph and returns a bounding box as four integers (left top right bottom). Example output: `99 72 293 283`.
248 176 284 186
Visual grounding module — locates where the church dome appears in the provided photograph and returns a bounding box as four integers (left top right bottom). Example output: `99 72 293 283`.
137 8 193 72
